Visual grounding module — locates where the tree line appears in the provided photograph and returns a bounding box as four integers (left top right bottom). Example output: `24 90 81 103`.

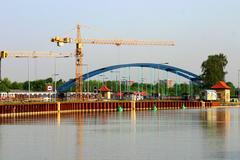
0 77 199 96
0 78 65 92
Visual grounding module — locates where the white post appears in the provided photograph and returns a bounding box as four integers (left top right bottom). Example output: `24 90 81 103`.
54 57 57 102
28 57 30 101
158 65 160 99
87 64 89 100
238 69 240 99
119 71 121 100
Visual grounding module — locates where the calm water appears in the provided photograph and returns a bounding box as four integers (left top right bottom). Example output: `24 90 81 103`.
0 108 240 160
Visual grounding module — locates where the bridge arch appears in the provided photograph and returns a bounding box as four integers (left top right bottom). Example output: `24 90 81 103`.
58 63 201 92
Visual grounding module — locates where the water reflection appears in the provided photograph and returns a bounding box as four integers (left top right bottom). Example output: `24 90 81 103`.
0 108 240 160
200 108 240 159
57 112 61 127
201 108 231 128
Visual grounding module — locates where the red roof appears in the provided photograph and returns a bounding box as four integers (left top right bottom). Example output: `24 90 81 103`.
211 81 230 89
98 85 110 92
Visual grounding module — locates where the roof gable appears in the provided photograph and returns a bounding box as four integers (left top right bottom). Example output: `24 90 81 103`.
98 85 110 92
211 81 230 89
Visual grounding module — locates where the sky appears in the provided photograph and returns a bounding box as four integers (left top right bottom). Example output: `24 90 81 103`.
0 0 239 85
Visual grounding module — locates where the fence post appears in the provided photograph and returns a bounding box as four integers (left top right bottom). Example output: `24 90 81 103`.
57 102 61 112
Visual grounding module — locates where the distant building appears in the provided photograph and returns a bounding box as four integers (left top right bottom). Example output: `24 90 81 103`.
0 91 53 101
211 81 230 102
166 79 174 88
128 80 135 86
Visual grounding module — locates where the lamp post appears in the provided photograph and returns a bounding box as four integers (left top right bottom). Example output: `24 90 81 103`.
99 74 104 85
141 67 144 93
104 76 108 84
127 67 130 94
157 68 160 99
119 71 122 100
99 74 108 87
110 71 114 92
122 76 127 93
110 70 119 92
53 56 70 101
81 64 89 99
28 57 30 101
53 73 59 102
157 62 169 99
141 77 144 93
238 69 240 99
175 72 179 97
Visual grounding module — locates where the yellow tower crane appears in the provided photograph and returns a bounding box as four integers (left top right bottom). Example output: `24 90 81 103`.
0 50 71 80
51 24 175 98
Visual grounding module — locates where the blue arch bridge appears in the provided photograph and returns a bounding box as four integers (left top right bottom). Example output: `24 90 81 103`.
57 63 201 92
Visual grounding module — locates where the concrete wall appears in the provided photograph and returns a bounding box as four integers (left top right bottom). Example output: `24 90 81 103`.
216 89 230 102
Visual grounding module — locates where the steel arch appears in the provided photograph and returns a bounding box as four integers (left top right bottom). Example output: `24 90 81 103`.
57 63 201 92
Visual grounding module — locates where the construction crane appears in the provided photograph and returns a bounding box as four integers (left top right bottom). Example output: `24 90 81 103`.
51 24 175 98
0 50 72 80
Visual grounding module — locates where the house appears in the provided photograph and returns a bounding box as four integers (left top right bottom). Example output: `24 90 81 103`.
211 81 230 102
98 85 111 99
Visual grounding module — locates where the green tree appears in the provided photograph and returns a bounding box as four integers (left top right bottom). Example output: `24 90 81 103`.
31 80 46 91
23 81 29 90
201 53 228 88
0 83 9 92
0 78 11 92
226 82 236 97
11 81 23 90
2 78 11 89
56 79 65 88
179 83 189 95
45 78 53 83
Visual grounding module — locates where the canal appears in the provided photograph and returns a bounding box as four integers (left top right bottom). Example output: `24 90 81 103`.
0 107 240 160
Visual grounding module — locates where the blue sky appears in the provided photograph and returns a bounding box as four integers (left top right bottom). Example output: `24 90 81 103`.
0 0 239 85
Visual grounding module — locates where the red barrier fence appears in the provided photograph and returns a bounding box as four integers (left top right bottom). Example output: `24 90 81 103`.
0 100 216 116
135 100 213 110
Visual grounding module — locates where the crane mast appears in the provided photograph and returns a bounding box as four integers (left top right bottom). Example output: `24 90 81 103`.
75 24 84 96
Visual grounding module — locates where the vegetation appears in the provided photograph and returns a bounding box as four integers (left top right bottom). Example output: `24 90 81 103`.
0 77 66 92
84 80 200 97
0 77 238 98
201 53 228 88
226 82 237 97
0 77 200 97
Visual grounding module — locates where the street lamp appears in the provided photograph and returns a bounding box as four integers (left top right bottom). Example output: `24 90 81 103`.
157 62 168 99
104 76 108 85
17 55 32 101
175 71 180 97
53 56 70 101
121 76 127 93
238 69 240 99
99 74 105 85
52 73 59 102
28 56 31 101
80 64 89 99
110 71 114 92
110 70 120 93
141 77 145 92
